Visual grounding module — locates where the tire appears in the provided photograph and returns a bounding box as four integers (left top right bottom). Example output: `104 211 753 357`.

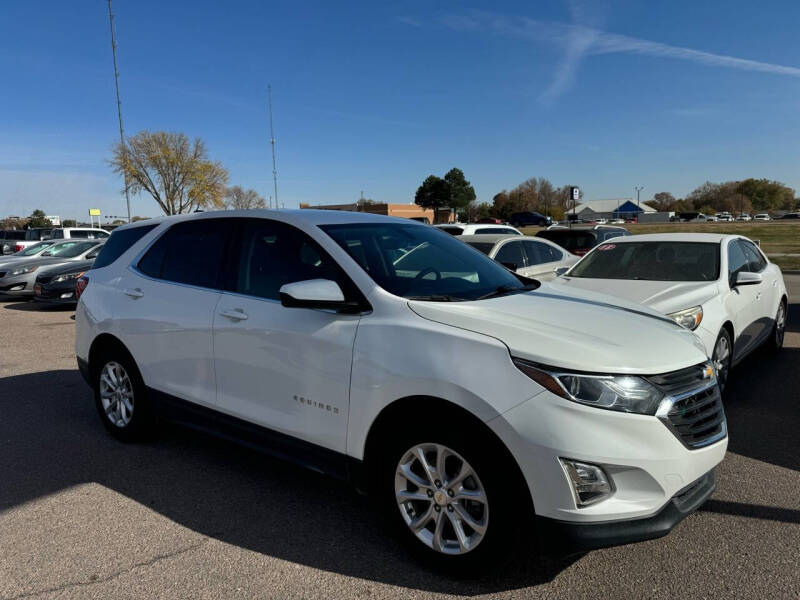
92 349 155 442
712 328 733 395
770 299 787 352
377 419 529 575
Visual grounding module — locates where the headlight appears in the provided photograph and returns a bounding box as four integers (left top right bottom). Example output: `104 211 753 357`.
513 358 665 415
667 306 703 330
53 271 84 283
11 265 38 276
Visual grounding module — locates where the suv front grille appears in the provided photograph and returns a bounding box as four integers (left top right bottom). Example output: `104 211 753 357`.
649 363 727 449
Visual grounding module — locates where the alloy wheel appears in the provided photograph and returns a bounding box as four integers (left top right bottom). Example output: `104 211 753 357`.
775 302 787 348
394 443 489 555
713 335 731 391
99 361 134 427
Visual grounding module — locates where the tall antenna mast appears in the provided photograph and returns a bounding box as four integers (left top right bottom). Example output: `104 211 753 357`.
107 0 131 222
268 85 278 209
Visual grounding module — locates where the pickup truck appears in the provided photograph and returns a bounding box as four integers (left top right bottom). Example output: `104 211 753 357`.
0 229 52 254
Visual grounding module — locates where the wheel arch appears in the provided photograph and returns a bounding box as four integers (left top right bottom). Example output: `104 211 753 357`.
88 333 138 382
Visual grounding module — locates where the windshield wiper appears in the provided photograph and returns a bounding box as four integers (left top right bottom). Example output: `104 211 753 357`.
406 294 465 302
476 282 539 300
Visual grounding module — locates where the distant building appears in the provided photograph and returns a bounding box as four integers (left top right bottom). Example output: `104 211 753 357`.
571 198 657 221
300 202 454 224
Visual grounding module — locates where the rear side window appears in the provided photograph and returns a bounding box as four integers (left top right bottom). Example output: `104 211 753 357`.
138 219 230 289
524 240 561 265
92 224 157 269
494 241 525 268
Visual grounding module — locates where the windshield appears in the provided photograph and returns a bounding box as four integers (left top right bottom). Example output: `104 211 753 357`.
536 230 597 252
320 223 526 300
42 241 98 258
569 241 720 281
18 241 55 256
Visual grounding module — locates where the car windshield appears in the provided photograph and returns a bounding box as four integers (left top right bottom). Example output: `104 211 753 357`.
18 241 54 256
569 241 720 282
320 222 527 301
42 241 97 258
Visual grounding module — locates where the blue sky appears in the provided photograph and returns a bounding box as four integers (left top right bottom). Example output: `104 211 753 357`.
2 0 800 221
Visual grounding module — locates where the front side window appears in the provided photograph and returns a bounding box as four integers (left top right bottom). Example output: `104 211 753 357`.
232 219 352 301
570 241 720 281
494 241 526 268
137 219 230 289
739 239 767 272
321 222 525 301
727 240 750 284
18 241 55 256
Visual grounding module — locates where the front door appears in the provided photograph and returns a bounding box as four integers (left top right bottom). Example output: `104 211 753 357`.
212 218 361 454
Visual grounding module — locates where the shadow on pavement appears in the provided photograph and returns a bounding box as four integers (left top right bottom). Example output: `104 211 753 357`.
2 300 75 311
0 369 575 595
700 500 800 524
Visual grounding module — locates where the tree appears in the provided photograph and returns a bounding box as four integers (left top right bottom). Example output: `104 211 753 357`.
649 192 677 211
444 168 476 219
61 219 77 227
27 209 51 228
414 175 450 223
110 131 229 215
225 185 266 210
736 179 794 212
131 216 149 222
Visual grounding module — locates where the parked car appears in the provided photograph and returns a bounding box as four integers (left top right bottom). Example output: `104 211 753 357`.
76 210 726 573
460 234 578 281
0 240 58 262
33 259 95 305
753 214 770 221
736 214 752 221
48 227 110 241
0 228 52 254
0 240 104 299
434 223 522 236
509 211 552 228
475 217 502 224
705 215 718 222
595 218 608 224
716 213 734 222
777 212 800 220
551 233 787 393
610 218 626 224
535 225 631 256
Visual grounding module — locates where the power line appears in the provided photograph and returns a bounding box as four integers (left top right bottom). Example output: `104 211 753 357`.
268 85 278 209
107 0 131 223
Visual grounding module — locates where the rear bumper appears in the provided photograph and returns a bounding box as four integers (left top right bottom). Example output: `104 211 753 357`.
537 469 715 556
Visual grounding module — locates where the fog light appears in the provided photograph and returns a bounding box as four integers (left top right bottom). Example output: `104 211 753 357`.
560 459 613 507
60 292 74 299
10 284 24 291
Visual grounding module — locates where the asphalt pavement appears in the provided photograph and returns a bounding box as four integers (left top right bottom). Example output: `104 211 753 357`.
0 278 798 599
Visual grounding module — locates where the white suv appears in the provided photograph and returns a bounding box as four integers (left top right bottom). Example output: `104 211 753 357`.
75 210 727 573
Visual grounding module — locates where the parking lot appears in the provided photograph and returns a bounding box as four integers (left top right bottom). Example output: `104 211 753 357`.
0 278 798 600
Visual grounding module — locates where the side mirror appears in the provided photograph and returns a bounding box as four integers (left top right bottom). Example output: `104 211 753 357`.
555 266 569 277
734 271 762 287
86 251 99 259
279 279 361 313
500 261 519 271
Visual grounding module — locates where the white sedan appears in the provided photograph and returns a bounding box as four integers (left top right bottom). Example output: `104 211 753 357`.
551 233 788 391
460 234 578 281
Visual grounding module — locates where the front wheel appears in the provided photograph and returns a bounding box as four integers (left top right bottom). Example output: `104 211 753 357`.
380 426 528 574
712 329 733 394
771 300 787 351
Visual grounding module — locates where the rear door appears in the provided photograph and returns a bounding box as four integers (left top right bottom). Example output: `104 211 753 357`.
521 239 568 280
493 239 527 272
115 218 232 408
212 218 361 453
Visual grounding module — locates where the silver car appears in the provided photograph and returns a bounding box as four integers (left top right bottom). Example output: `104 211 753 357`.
460 234 579 281
0 240 104 299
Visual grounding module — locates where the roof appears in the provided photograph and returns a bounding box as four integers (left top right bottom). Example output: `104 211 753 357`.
459 233 522 243
609 233 736 243
574 198 657 213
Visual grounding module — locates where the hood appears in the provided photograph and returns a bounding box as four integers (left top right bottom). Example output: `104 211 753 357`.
551 277 719 315
38 259 94 276
408 283 708 375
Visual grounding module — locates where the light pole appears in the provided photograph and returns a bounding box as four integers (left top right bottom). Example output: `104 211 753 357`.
634 186 644 221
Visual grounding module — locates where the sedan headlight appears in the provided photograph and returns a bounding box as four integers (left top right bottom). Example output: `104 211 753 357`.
11 265 38 276
667 306 703 330
513 358 664 415
53 271 85 283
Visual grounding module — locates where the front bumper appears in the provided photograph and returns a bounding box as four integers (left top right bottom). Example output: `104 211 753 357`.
0 275 35 297
536 469 716 556
33 282 77 304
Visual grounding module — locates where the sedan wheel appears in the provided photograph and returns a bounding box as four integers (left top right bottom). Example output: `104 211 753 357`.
774 301 787 350
395 443 489 556
99 361 135 427
712 331 732 393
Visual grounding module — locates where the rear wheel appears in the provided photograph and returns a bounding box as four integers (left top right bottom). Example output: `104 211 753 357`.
771 300 787 351
93 350 155 441
712 329 733 394
378 421 528 575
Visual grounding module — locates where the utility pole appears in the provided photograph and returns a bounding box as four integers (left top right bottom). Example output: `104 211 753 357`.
107 0 131 223
634 186 644 221
268 85 278 210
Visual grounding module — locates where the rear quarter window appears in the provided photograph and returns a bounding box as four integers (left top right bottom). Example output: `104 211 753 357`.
92 224 158 269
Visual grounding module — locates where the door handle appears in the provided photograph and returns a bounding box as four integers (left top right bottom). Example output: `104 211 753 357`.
123 288 144 298
219 309 248 321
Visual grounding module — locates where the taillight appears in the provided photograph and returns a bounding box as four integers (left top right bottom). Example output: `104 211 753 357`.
574 249 589 256
75 276 89 300
14 244 24 253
